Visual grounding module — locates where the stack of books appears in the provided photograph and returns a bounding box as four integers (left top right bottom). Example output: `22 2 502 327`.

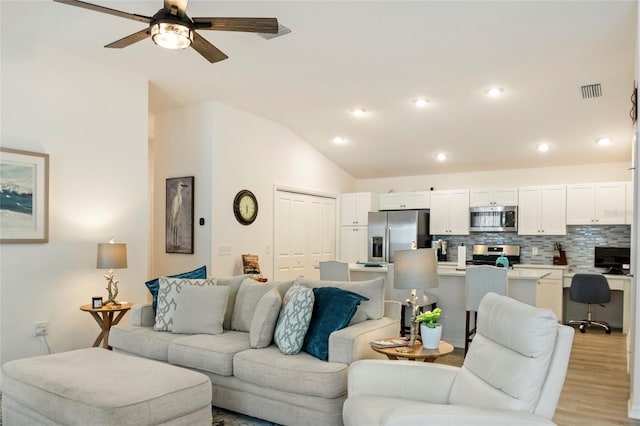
369 337 410 349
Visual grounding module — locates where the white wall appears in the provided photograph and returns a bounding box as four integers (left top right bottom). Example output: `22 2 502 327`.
1 3 150 373
356 162 632 193
151 103 214 278
152 101 355 280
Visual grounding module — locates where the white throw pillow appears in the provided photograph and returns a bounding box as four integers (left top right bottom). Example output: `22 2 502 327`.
249 289 282 348
172 285 229 335
274 283 315 355
154 277 217 332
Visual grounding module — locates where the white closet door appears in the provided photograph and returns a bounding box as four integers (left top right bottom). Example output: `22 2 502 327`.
274 190 336 281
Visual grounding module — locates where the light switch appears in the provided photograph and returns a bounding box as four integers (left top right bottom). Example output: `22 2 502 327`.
219 246 232 256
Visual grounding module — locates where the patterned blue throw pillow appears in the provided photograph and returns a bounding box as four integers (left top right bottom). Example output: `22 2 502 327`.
303 287 368 361
274 283 315 355
145 265 207 311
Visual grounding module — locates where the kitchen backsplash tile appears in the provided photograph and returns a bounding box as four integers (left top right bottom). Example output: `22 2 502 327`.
434 225 631 273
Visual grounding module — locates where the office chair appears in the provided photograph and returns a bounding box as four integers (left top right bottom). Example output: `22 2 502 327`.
568 273 611 334
465 265 508 356
319 260 350 281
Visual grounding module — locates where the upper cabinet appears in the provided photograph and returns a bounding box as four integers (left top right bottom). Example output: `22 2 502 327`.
430 189 470 235
469 187 518 207
379 191 430 210
340 192 378 226
518 185 566 235
566 182 627 225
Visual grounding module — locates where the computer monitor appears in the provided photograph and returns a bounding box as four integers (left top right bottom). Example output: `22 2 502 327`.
594 246 630 275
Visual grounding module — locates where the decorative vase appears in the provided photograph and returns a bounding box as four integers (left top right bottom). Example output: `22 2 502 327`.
420 323 442 349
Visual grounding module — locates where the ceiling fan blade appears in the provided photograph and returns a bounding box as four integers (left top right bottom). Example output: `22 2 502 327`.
193 17 279 34
105 28 151 49
53 0 152 24
191 32 229 63
164 0 189 17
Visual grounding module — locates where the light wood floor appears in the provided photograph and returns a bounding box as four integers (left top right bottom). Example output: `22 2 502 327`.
436 330 640 425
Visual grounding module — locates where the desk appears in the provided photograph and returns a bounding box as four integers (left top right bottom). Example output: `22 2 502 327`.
370 341 454 362
80 303 132 349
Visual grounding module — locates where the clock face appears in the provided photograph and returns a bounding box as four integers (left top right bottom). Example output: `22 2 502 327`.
233 190 258 225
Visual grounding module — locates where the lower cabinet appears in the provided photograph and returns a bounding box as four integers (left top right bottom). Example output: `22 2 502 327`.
514 266 565 321
340 226 368 263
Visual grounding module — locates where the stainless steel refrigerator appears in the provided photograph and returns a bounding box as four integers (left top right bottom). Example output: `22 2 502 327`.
368 210 431 263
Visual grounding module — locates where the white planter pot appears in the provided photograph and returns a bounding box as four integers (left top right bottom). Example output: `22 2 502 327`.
420 323 442 349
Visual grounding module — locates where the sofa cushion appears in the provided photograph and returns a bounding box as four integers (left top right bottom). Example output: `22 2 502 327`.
295 276 384 324
145 265 207 311
215 275 250 330
231 279 293 332
172 285 229 335
109 325 185 362
449 293 559 413
154 277 217 332
250 289 282 348
168 331 251 377
274 283 315 355
303 287 368 361
233 346 348 399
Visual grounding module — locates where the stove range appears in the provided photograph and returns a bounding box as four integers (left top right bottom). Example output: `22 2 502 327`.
470 244 521 266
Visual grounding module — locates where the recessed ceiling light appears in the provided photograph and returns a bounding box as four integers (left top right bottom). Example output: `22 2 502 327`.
414 98 429 108
351 108 366 116
486 87 504 97
537 143 550 153
436 152 447 161
596 137 611 146
333 136 346 144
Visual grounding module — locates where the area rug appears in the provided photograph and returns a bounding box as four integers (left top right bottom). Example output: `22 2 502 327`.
0 392 278 426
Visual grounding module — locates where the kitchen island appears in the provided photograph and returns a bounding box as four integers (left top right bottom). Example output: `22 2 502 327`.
349 263 550 348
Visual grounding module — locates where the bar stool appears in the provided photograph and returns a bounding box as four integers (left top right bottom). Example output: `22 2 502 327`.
319 260 350 281
465 265 508 356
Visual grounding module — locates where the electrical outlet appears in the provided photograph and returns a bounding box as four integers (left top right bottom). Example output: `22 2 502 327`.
532 247 539 256
34 321 48 337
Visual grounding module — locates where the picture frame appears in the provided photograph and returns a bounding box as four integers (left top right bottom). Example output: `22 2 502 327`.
0 148 49 243
165 176 194 254
92 297 103 309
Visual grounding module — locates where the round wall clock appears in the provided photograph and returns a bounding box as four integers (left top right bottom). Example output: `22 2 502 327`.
233 190 258 225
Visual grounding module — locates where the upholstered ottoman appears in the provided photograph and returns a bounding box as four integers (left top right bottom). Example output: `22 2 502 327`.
1 347 212 425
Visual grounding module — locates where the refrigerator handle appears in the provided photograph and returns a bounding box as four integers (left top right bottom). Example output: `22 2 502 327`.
385 227 390 263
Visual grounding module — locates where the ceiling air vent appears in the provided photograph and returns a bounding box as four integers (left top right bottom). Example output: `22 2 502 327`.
581 83 602 99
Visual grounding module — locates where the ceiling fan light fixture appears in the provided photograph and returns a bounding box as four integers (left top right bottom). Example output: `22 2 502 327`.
151 22 193 50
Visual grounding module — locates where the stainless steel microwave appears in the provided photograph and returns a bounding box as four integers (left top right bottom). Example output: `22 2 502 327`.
469 206 517 232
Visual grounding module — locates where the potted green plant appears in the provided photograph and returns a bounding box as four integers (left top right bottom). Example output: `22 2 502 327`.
415 308 443 349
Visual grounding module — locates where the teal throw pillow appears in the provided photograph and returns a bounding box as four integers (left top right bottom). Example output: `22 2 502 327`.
302 287 368 361
145 265 207 311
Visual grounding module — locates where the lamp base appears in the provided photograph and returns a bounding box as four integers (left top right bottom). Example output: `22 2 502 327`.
406 289 420 348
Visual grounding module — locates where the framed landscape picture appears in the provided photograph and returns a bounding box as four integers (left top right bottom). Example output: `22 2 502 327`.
0 148 49 243
166 176 194 254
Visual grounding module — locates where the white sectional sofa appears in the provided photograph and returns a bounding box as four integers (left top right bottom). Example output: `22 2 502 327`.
110 275 400 426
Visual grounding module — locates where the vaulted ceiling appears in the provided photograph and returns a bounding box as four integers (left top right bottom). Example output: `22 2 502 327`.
6 1 638 178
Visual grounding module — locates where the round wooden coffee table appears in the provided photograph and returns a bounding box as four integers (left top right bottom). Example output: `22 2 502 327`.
370 340 454 362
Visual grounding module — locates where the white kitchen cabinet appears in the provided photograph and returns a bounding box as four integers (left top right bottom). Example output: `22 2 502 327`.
469 187 518 207
514 266 565 321
566 182 627 225
430 189 469 235
339 226 368 263
379 191 430 210
340 192 377 226
517 185 566 235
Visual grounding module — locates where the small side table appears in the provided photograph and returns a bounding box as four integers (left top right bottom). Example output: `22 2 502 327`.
370 340 454 362
79 302 133 349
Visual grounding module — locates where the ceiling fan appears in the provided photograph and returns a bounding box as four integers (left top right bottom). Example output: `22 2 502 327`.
53 0 279 63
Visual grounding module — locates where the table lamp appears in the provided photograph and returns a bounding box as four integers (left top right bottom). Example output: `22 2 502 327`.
97 239 127 305
394 248 439 347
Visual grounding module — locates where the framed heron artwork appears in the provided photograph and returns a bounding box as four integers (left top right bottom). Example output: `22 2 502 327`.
0 148 49 243
166 176 194 254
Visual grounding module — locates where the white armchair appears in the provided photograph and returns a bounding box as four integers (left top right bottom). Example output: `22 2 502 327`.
343 293 574 425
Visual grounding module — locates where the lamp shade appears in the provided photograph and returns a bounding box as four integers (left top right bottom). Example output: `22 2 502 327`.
97 243 127 269
393 248 438 290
